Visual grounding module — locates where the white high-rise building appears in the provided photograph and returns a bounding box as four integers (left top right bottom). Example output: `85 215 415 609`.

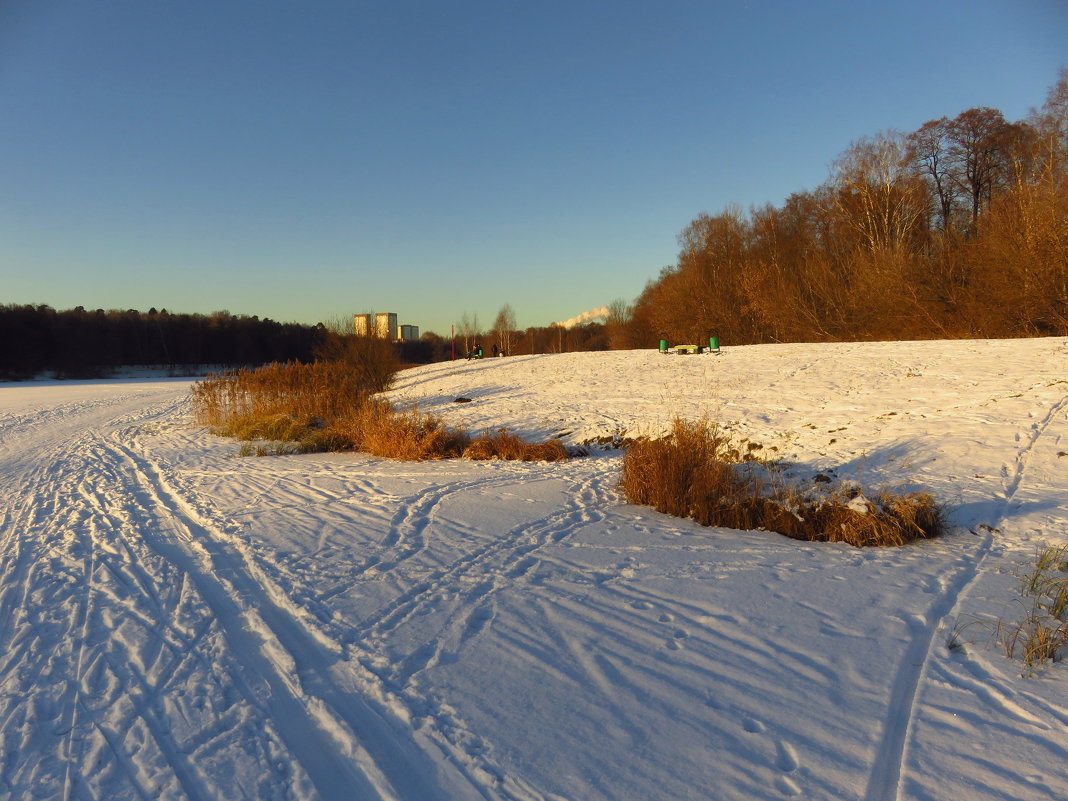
353 313 373 336
354 312 416 341
374 312 398 340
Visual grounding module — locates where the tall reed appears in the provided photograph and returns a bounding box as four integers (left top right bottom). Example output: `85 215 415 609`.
191 361 370 440
191 361 570 462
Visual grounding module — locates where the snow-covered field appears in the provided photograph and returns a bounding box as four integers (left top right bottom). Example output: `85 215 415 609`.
1 339 1066 801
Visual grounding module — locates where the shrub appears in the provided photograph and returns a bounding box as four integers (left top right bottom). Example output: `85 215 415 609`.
779 488 945 547
620 417 945 547
620 419 758 525
334 400 470 461
193 363 570 463
463 430 570 462
191 360 379 443
314 331 399 395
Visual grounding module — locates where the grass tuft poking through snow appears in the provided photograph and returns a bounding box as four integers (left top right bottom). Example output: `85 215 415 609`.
620 417 945 547
998 544 1068 669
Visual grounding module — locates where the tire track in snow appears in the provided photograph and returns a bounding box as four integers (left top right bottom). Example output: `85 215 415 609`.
863 390 1068 801
379 491 584 680
0 391 370 800
59 531 96 801
0 425 110 798
349 462 615 801
1001 392 1068 501
71 433 251 801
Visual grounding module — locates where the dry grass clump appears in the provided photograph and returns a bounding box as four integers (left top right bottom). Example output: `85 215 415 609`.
337 400 470 460
337 405 569 462
192 361 371 441
773 489 945 547
620 418 765 528
620 417 945 547
192 362 570 463
463 430 569 462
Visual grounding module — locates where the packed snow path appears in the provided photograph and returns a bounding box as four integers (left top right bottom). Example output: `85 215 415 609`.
1 339 1066 801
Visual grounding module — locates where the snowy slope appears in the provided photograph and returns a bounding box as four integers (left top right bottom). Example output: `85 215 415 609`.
0 339 1066 801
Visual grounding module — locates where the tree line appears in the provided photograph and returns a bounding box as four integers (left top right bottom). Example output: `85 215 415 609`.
0 305 322 379
414 322 611 362
425 303 612 362
612 70 1068 347
0 302 616 379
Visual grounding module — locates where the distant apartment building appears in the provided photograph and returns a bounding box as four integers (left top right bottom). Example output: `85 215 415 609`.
375 312 398 340
353 313 373 337
353 312 418 341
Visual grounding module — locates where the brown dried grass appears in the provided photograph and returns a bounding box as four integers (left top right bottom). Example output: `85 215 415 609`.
192 362 570 463
191 360 372 443
620 417 945 547
463 430 569 462
334 400 470 460
775 489 945 547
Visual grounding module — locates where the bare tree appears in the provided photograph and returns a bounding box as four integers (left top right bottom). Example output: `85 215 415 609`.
908 118 957 231
492 304 516 355
832 131 928 253
671 208 754 341
1028 68 1068 179
604 298 631 349
946 107 1014 230
457 312 480 355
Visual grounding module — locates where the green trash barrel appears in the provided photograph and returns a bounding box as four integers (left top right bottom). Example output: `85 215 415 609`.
709 336 720 351
659 339 668 352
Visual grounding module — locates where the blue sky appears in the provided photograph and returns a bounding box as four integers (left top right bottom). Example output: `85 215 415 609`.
2 0 1065 334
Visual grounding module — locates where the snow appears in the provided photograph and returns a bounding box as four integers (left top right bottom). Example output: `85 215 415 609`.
1 338 1066 801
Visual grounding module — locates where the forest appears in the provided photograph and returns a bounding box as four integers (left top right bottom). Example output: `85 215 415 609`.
611 70 1068 347
0 306 322 379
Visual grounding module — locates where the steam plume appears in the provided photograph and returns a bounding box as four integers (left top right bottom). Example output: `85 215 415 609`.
553 305 609 329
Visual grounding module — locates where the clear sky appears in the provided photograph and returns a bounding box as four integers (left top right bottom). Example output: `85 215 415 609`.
2 0 1065 334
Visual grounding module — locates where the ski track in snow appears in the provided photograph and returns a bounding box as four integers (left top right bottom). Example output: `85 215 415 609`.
0 395 267 801
865 382 1068 801
2 340 1067 801
0 394 506 801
